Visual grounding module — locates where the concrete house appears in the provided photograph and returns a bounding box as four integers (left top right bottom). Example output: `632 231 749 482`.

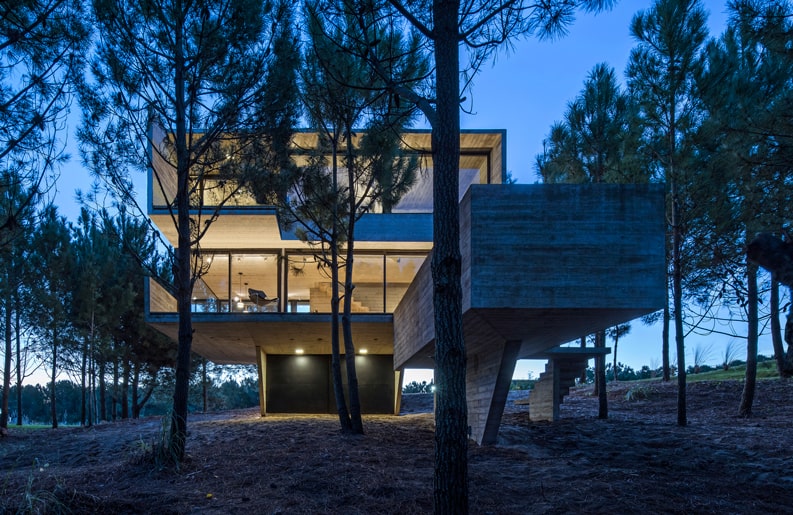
145 128 666 444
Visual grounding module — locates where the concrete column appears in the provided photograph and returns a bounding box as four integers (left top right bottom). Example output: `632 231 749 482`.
255 346 267 417
466 336 521 445
394 369 403 415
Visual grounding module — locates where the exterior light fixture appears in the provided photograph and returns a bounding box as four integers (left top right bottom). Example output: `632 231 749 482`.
359 349 368 354
295 348 304 354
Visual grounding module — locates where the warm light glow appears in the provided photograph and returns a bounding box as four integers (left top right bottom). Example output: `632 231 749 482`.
295 348 304 354
359 349 368 354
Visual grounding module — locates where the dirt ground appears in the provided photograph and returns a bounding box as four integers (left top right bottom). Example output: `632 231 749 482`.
2 378 793 514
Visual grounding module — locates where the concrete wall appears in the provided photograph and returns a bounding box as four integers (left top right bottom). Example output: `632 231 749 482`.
463 183 666 312
395 183 666 369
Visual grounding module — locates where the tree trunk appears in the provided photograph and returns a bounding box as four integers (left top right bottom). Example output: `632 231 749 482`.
50 328 58 429
112 358 119 421
88 350 94 427
612 334 619 383
432 2 468 512
330 245 351 431
329 135 352 432
739 263 759 417
132 360 140 418
1 302 12 431
15 295 22 426
133 380 156 419
595 330 607 419
202 358 208 414
170 245 195 460
672 182 686 427
80 336 88 426
785 289 793 376
121 357 130 419
769 279 791 377
169 6 196 461
99 360 107 422
662 303 670 381
579 336 586 384
342 124 363 435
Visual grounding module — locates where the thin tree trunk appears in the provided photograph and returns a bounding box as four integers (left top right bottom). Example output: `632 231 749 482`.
579 336 586 383
99 360 107 422
662 303 670 381
50 328 58 429
612 334 619 383
596 330 607 419
671 181 686 427
432 2 468 511
80 336 88 426
1 302 12 431
121 357 130 419
15 294 22 426
342 124 363 435
739 263 759 417
786 288 793 375
112 358 119 421
133 381 156 419
132 360 140 418
201 358 207 413
329 135 351 432
770 278 790 377
88 349 94 427
169 5 195 461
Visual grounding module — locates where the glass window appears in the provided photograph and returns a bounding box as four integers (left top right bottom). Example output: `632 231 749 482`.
193 253 229 312
351 255 385 313
385 255 425 312
286 254 332 313
230 253 280 312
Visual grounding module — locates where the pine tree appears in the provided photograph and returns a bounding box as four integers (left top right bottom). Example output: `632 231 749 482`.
81 0 300 460
337 0 614 510
0 0 89 241
627 0 708 426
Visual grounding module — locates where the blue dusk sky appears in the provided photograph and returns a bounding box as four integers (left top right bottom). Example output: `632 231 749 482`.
54 1 767 381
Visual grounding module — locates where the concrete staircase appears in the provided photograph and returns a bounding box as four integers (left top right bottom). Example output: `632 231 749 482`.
528 358 588 421
527 346 610 422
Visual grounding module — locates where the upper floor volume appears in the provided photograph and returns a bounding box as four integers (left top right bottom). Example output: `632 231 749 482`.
148 126 506 217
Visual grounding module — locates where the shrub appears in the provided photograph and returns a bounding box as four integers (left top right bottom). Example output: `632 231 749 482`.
403 380 434 394
625 385 659 402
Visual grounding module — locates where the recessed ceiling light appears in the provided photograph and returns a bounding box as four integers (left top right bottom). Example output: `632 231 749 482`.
295 348 304 354
359 349 368 354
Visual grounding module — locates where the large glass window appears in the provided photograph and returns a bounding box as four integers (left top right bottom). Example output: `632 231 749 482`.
285 254 327 313
351 255 385 313
230 253 280 312
193 253 229 312
171 250 426 315
385 255 424 312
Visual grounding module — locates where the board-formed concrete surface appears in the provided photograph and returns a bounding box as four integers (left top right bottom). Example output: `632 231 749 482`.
394 183 666 443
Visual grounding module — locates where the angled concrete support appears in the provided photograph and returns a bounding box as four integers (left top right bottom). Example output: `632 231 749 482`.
394 369 403 415
466 332 521 445
481 340 521 445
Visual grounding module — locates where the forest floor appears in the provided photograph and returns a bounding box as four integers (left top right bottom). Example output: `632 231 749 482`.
2 378 793 514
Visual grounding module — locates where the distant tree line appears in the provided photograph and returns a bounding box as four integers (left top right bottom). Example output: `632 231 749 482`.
5 367 259 426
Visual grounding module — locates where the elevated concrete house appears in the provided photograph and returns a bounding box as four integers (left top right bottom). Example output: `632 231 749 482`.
145 128 665 444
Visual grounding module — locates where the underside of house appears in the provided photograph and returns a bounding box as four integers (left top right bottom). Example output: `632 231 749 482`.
145 129 665 444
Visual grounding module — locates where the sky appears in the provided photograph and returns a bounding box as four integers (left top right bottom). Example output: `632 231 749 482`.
53 1 774 383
